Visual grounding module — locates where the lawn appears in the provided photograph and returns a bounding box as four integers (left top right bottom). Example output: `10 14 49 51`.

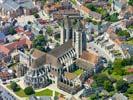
35 89 53 96
125 38 133 45
15 89 28 97
73 69 84 76
128 94 133 100
35 89 60 96
6 85 28 97
7 84 60 97
7 84 11 89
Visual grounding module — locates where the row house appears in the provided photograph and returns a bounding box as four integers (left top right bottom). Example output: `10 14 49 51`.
52 9 80 20
44 0 73 16
0 0 35 18
78 5 102 21
94 33 126 61
112 0 127 13
0 71 13 81
0 37 32 64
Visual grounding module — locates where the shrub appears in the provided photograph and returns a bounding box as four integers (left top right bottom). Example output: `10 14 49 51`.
24 86 35 95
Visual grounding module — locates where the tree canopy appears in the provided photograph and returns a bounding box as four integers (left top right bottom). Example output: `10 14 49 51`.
85 4 97 11
46 26 53 36
32 34 47 51
10 81 20 92
116 29 130 38
127 86 133 94
104 80 114 92
116 80 129 93
128 0 133 6
93 74 109 87
8 26 17 35
24 86 35 95
105 13 119 22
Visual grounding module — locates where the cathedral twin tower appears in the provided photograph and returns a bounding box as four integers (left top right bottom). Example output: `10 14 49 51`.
60 15 86 58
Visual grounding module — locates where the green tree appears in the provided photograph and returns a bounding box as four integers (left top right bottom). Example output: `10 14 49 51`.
116 80 129 93
32 34 47 51
46 26 53 36
93 74 109 87
34 13 40 18
116 29 130 38
105 13 119 22
24 86 35 95
128 0 133 6
97 7 108 18
10 82 20 92
104 81 114 92
127 86 133 94
28 21 32 24
8 26 17 35
85 4 96 11
90 94 97 100
113 58 123 68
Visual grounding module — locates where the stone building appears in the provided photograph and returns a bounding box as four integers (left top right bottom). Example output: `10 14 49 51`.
19 15 89 94
0 0 35 18
24 49 51 89
58 72 83 95
16 64 28 77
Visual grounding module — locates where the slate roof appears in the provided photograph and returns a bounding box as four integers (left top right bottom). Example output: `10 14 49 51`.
30 49 46 59
0 0 19 11
48 40 73 58
46 53 62 67
0 0 34 11
0 32 6 40
19 0 34 9
121 44 133 56
75 59 94 70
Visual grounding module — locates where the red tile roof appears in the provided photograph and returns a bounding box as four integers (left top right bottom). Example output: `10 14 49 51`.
0 45 10 55
128 68 133 73
15 27 24 33
0 71 10 79
5 38 32 51
5 38 26 50
80 5 91 14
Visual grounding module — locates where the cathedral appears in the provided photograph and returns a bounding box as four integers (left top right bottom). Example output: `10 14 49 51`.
19 14 88 94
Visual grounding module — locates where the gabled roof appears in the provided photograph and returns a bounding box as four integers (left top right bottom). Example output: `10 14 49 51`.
0 0 19 11
0 0 34 12
30 49 46 59
80 51 98 65
19 0 34 9
48 40 73 58
46 53 61 67
80 5 91 14
0 45 10 55
0 32 6 39
4 38 32 52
